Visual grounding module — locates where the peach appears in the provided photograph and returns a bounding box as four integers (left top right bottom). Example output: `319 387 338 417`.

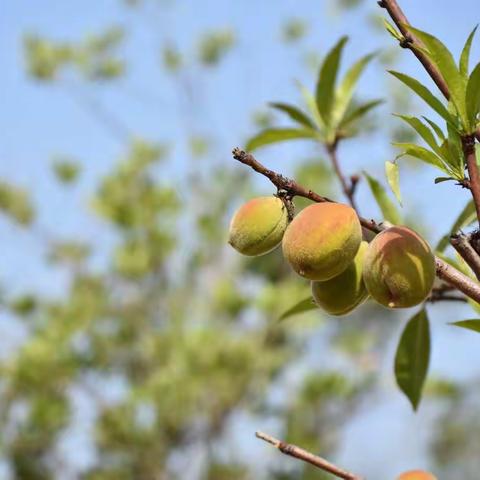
228 196 289 256
396 470 437 480
282 202 362 281
311 241 369 316
363 226 435 308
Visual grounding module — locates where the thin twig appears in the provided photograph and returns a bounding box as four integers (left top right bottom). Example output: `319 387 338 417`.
462 135 480 226
327 143 359 213
255 431 364 480
451 232 480 280
232 147 480 304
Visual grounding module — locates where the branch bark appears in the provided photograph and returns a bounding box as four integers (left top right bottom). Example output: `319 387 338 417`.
255 431 364 480
233 147 480 304
451 232 480 280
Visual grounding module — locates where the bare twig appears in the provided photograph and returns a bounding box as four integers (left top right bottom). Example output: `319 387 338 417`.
255 431 364 480
462 135 480 226
327 143 359 213
233 147 480 304
428 285 468 303
451 232 480 280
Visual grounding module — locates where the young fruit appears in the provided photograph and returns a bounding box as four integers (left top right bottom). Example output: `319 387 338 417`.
312 241 369 316
396 470 437 480
282 202 362 281
363 226 435 308
228 196 289 256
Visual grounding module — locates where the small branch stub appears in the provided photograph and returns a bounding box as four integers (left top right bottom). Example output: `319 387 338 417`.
255 431 364 480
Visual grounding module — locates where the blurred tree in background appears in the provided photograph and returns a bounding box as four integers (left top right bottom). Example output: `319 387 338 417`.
1 1 479 479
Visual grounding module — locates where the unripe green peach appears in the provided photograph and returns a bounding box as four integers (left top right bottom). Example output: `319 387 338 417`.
228 196 289 256
282 202 362 281
396 470 437 480
311 241 369 316
363 226 435 308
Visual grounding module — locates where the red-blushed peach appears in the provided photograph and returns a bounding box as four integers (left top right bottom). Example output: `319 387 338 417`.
228 196 289 256
282 202 362 281
396 469 437 480
311 241 369 316
362 226 435 308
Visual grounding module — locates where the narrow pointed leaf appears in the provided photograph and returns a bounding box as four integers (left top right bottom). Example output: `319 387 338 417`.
450 319 480 332
297 81 324 130
405 25 467 125
316 36 348 125
340 99 383 128
466 62 480 132
246 128 315 151
460 25 478 78
269 102 316 129
279 297 318 321
434 176 455 184
394 115 441 155
385 161 402 205
334 52 376 125
389 71 454 124
422 116 445 141
393 143 448 171
364 172 401 224
436 200 476 251
383 19 402 41
395 309 430 411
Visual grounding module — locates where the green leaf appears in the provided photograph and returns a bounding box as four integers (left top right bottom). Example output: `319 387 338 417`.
460 25 478 78
434 176 455 184
466 62 480 132
446 122 465 173
297 81 324 130
385 161 402 205
246 128 315 151
405 25 467 126
393 142 448 172
364 172 401 224
316 36 348 125
333 52 376 125
436 200 476 252
394 115 441 156
339 99 383 128
422 116 445 141
383 19 402 41
450 319 480 332
395 309 430 411
388 71 454 124
269 102 316 129
279 297 318 321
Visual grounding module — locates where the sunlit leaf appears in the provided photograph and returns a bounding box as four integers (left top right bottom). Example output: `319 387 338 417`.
246 128 315 151
393 142 448 172
339 99 383 128
364 172 401 224
388 70 454 124
269 102 316 129
460 25 478 78
466 62 480 132
385 161 402 205
395 308 430 411
316 36 348 125
279 297 318 321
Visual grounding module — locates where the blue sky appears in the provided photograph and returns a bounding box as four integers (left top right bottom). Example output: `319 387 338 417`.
1 0 480 477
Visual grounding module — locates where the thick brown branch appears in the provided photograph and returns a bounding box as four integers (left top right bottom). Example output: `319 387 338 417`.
255 431 363 480
233 147 480 304
451 232 480 280
462 135 480 226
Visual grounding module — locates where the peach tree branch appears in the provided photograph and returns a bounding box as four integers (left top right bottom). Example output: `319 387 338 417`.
232 147 480 304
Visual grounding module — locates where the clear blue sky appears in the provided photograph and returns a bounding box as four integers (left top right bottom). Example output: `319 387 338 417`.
1 0 480 477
